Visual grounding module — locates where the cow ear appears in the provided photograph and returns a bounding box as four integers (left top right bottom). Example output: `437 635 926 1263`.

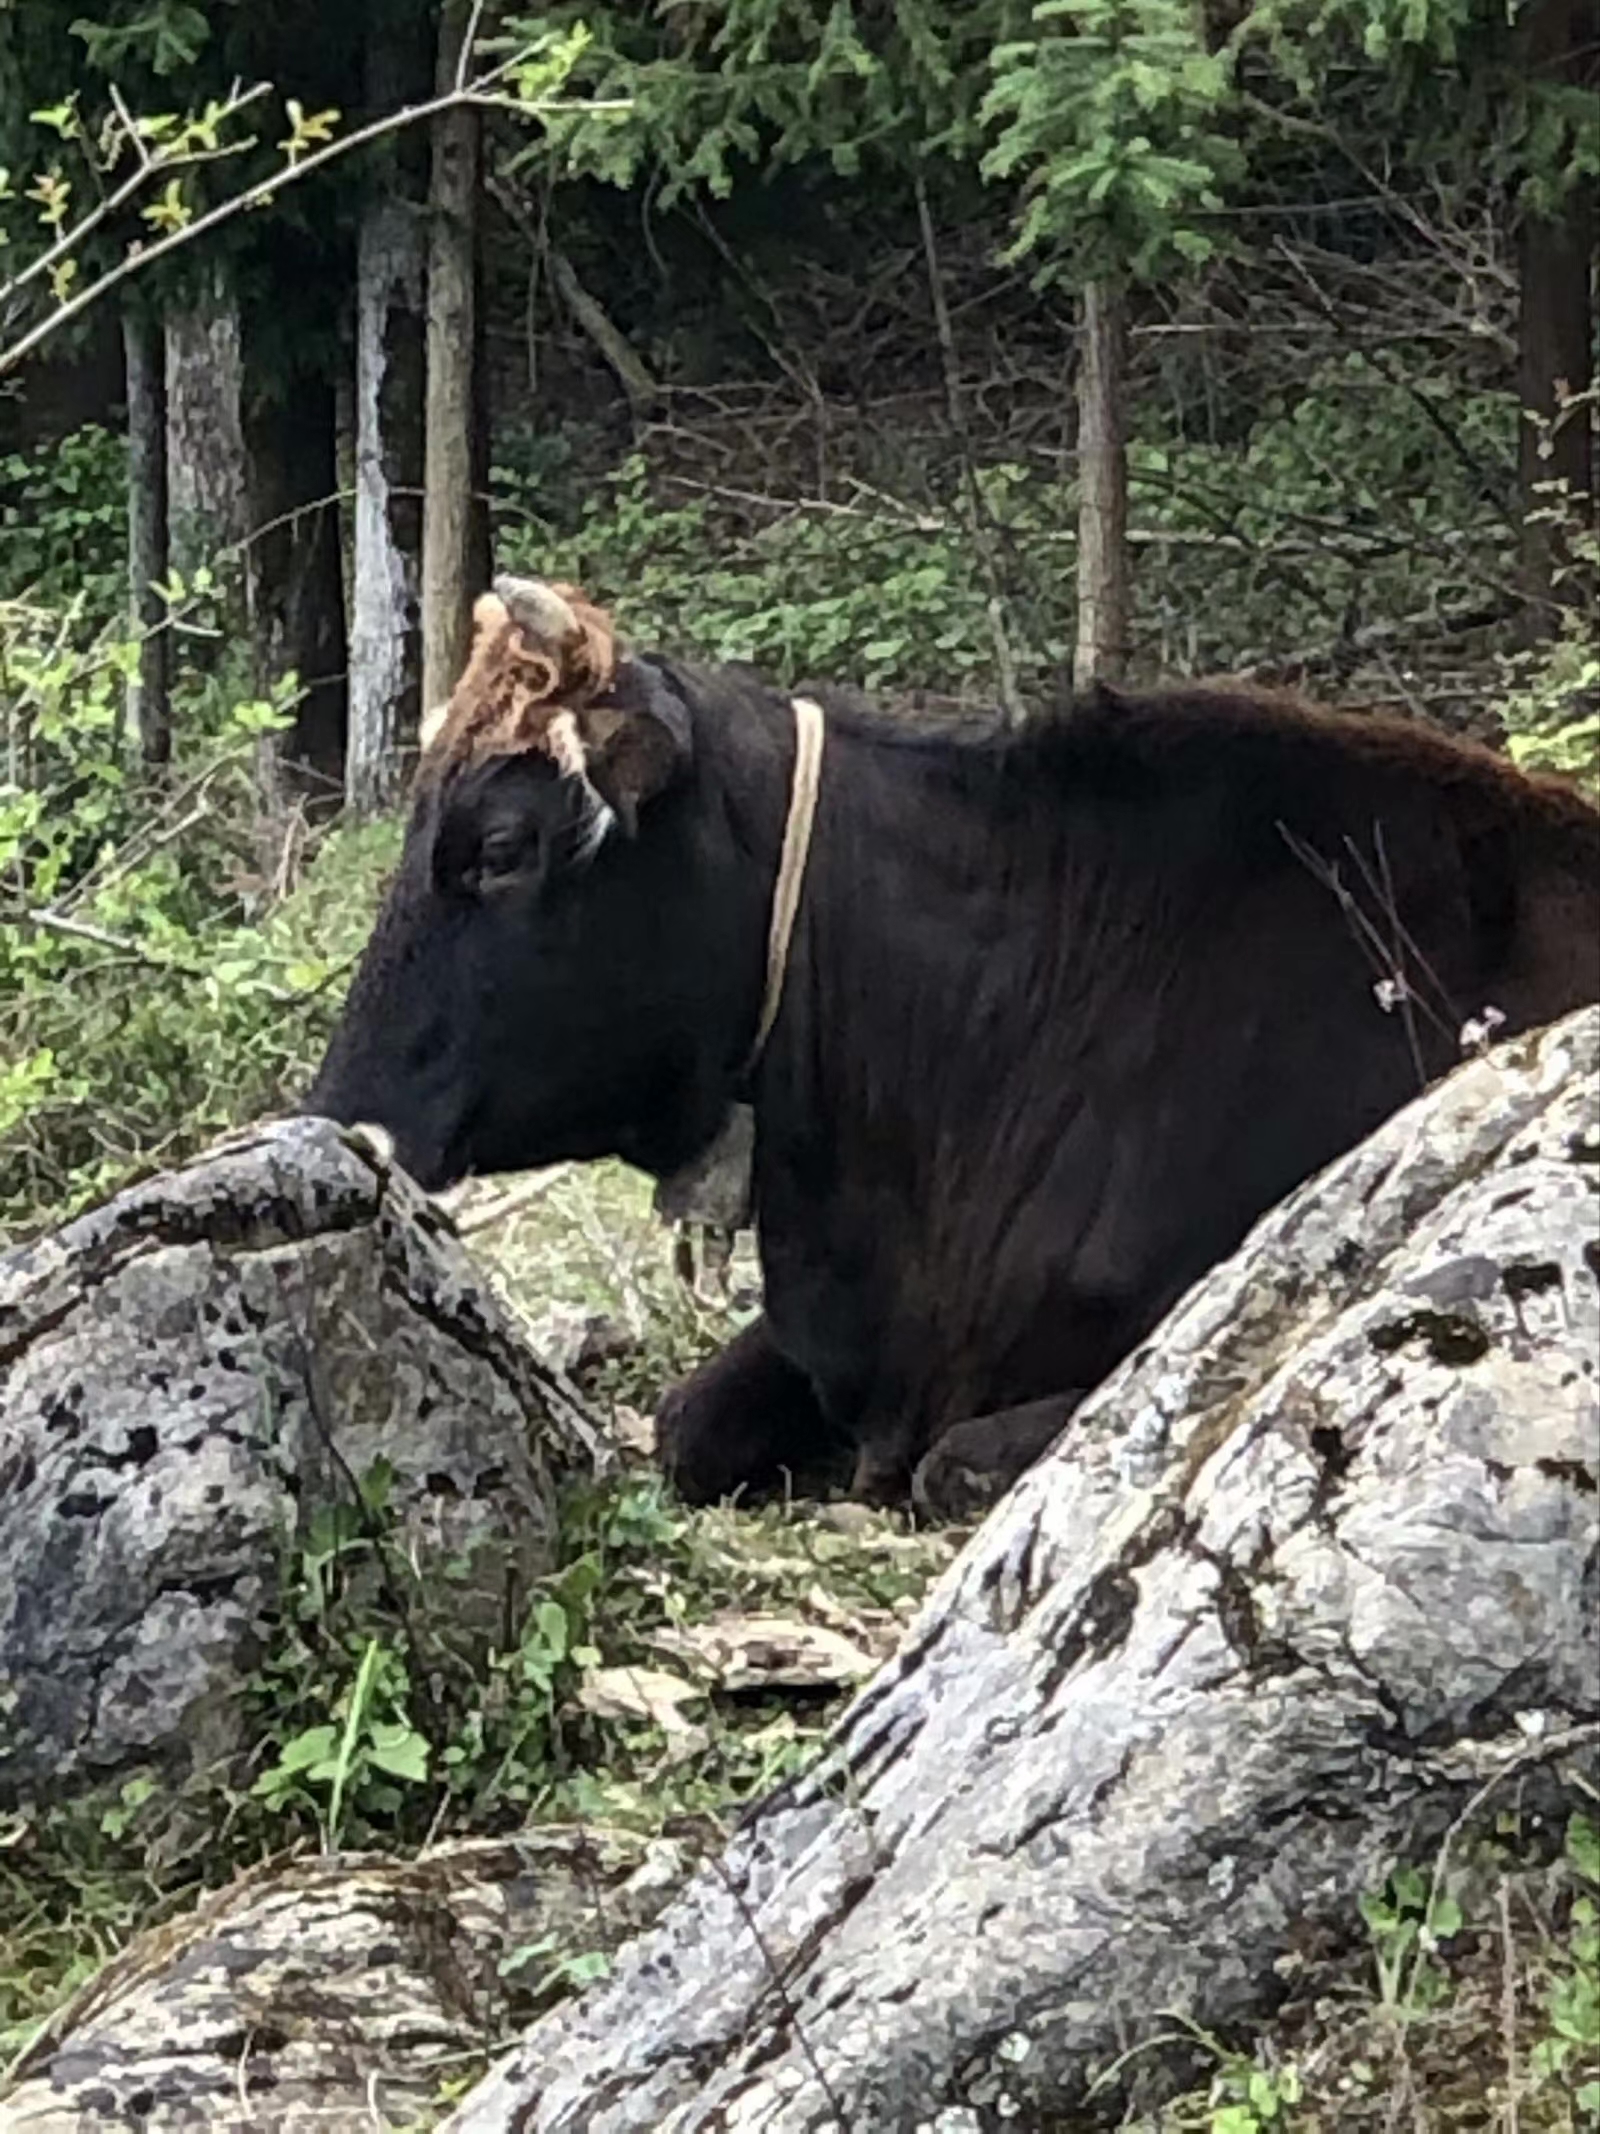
581 661 693 837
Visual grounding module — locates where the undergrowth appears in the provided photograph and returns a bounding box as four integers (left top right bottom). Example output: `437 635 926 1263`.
489 363 1528 706
1125 1807 1600 2132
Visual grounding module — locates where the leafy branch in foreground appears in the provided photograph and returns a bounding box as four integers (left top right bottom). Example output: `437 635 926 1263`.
0 22 622 378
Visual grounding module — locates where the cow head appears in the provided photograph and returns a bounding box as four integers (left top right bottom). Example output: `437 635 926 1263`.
304 577 768 1189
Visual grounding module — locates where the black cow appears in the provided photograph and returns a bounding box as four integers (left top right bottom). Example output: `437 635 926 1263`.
306 578 1600 1517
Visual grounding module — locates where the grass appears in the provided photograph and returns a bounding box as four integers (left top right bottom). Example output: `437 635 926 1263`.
1130 1807 1600 2131
1 1156 1596 2134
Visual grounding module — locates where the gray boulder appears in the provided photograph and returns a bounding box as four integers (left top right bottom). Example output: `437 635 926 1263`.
0 1118 600 1804
443 1007 1600 2133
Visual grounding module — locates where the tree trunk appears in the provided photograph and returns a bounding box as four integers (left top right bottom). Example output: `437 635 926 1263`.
163 263 249 577
1516 0 1597 640
442 1007 1600 2133
469 196 495 597
348 0 430 816
243 365 350 800
122 302 170 771
421 0 483 715
1073 279 1130 689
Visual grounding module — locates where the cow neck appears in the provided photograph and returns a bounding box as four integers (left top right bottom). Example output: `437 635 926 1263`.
651 693 824 1241
742 693 827 1081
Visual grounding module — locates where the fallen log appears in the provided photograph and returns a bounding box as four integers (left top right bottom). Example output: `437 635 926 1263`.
0 1828 697 2131
445 1007 1600 2133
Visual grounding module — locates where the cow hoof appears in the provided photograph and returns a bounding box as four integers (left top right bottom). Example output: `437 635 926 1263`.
848 1443 912 1508
911 1431 1022 1524
653 1383 733 1506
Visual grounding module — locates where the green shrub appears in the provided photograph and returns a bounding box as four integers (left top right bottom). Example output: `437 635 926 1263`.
1499 527 1600 797
491 363 1521 700
0 596 397 1242
493 448 1073 699
0 425 128 623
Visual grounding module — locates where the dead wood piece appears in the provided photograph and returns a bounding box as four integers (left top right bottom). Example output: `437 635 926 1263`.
0 1829 697 2132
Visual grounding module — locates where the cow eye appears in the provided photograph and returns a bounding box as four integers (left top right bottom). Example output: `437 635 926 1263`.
474 824 529 887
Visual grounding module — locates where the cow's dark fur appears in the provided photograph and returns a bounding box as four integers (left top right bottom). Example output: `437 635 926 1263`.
307 653 1600 1513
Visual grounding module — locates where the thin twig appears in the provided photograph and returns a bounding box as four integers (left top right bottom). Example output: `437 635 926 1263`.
452 1169 571 1234
0 903 304 1006
455 0 491 94
1340 828 1464 1047
1372 820 1427 1088
1406 1721 1600 2023
700 1846 852 2134
1271 236 1510 515
912 169 1024 725
1498 1878 1521 2134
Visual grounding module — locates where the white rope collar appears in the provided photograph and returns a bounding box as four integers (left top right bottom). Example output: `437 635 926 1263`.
743 693 826 1076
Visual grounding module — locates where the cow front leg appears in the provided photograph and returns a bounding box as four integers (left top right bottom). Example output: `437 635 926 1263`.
909 1394 1083 1523
654 1315 840 1505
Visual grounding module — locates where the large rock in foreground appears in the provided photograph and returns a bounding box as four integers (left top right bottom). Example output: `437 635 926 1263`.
444 1009 1600 2132
0 1119 599 1804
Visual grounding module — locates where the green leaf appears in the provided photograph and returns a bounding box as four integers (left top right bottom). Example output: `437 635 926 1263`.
359 1457 397 1517
1210 2108 1258 2134
1427 1893 1463 1939
1248 2067 1281 2116
1567 1813 1600 1886
534 1599 569 1660
367 1723 430 1784
1359 1889 1397 1933
272 1724 338 1774
1392 1866 1427 1913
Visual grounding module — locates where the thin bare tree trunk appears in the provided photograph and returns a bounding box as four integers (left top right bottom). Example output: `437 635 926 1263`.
244 363 350 801
1516 0 1596 641
163 263 249 578
1073 279 1130 689
122 302 170 771
348 0 429 816
421 0 483 714
912 170 1023 724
